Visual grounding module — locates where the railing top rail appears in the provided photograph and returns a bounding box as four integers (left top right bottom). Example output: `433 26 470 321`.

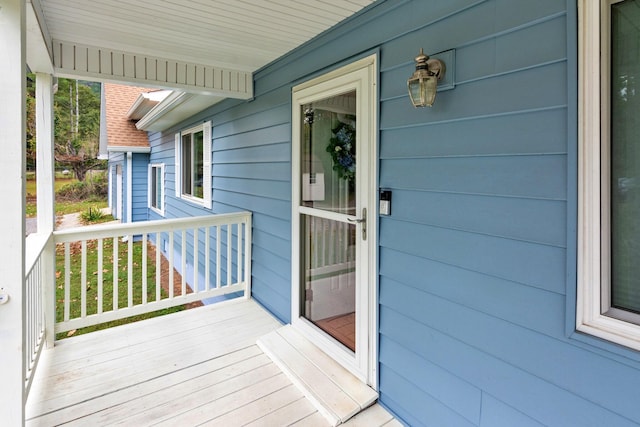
53 211 252 243
25 232 54 276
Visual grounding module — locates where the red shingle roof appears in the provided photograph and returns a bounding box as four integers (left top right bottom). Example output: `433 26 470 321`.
104 84 153 148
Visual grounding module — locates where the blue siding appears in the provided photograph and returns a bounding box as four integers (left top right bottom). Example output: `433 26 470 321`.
142 0 640 425
131 153 149 222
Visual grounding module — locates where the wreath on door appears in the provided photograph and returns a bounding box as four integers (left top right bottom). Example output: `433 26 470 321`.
326 121 356 181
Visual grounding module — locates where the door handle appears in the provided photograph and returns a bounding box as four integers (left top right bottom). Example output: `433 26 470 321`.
347 208 367 240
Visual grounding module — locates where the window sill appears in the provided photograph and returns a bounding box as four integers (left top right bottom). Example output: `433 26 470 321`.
150 206 165 217
179 194 207 208
577 314 640 353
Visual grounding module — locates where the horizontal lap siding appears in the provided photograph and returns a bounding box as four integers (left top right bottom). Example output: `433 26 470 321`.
148 91 292 322
131 154 149 222
211 98 291 322
376 1 573 424
371 1 640 426
144 0 640 425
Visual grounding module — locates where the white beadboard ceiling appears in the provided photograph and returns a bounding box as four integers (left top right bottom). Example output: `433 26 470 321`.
27 0 375 130
36 0 375 73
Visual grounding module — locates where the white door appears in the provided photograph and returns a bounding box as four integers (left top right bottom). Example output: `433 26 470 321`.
291 55 378 385
116 165 123 220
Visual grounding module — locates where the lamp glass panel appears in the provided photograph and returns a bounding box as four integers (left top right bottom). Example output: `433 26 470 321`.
409 75 437 107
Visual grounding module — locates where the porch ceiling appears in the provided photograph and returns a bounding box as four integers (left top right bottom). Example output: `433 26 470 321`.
30 0 376 95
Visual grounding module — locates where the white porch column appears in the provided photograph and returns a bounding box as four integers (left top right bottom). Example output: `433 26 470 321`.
0 0 27 425
36 73 55 233
35 73 56 348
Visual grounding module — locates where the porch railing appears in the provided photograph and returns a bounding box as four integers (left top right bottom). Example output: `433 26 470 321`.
24 232 53 396
52 212 252 335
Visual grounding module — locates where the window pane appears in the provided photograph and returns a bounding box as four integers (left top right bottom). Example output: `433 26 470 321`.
193 131 204 199
610 0 640 313
182 134 192 195
156 169 162 208
300 91 356 216
301 214 356 351
151 167 157 208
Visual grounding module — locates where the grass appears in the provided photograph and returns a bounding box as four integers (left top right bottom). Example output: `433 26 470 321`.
58 200 109 216
26 176 75 197
55 239 185 340
26 199 109 218
26 176 108 217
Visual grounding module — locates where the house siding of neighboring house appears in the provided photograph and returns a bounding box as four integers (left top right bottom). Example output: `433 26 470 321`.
102 83 153 223
141 1 640 425
130 153 150 222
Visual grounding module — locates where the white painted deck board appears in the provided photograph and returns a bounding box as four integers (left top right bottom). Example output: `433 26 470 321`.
26 299 398 426
28 310 281 415
258 325 379 426
243 397 318 426
278 325 378 408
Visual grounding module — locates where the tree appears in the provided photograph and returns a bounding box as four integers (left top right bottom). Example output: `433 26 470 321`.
26 75 36 170
53 78 104 181
26 74 104 180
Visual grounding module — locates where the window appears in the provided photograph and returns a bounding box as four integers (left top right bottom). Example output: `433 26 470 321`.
578 0 640 350
148 163 164 215
174 121 212 208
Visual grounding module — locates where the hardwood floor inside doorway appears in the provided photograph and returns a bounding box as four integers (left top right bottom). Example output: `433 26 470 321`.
315 312 355 351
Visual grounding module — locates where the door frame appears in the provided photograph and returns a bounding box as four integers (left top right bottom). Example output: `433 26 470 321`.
291 54 378 388
116 164 123 220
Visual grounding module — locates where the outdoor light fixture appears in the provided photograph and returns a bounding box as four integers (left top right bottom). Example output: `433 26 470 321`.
407 48 446 107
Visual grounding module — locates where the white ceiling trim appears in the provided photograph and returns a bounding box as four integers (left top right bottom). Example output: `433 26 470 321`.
135 91 224 132
52 40 253 98
107 146 151 154
27 0 377 131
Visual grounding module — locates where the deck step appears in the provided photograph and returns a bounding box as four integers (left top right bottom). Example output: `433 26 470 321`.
257 325 378 426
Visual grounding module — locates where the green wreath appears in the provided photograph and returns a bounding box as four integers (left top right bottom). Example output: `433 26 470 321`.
326 121 356 181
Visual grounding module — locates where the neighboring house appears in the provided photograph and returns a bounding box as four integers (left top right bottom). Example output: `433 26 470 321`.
6 1 640 426
98 84 169 222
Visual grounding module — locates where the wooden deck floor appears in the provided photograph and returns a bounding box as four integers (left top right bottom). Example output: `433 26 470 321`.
26 299 398 426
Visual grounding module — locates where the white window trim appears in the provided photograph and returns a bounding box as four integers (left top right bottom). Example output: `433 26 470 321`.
174 121 212 209
148 163 165 216
577 0 640 351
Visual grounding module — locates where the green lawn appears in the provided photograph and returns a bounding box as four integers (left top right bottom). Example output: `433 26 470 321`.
56 239 185 339
26 175 75 197
26 176 108 217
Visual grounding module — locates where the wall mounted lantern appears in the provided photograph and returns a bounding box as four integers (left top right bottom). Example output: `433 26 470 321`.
407 48 446 107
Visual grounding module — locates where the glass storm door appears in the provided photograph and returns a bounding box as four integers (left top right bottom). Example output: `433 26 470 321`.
291 56 377 384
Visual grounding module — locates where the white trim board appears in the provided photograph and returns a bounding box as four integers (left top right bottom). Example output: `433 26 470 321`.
257 325 378 427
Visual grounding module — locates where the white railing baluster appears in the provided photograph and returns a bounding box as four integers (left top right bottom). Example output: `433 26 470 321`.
128 237 133 307
181 230 186 296
50 212 252 334
193 228 199 292
142 233 148 305
227 224 232 287
216 226 221 289
26 269 32 366
168 232 174 299
244 219 252 298
155 232 161 302
97 238 103 314
205 226 210 291
113 237 119 311
64 242 70 322
81 240 87 318
237 223 242 287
